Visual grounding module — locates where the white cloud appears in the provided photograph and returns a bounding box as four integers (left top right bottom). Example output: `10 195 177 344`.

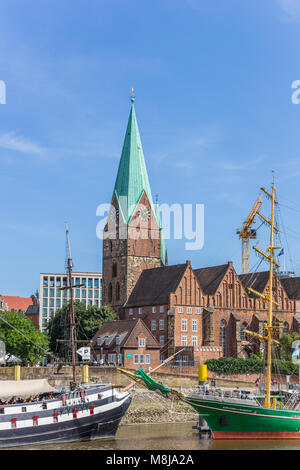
218 155 266 172
0 132 44 154
277 0 300 21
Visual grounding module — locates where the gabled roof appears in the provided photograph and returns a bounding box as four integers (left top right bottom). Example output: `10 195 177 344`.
280 277 300 300
92 320 135 348
1 295 34 312
125 264 187 308
193 264 229 295
26 305 39 315
91 319 160 349
238 271 270 296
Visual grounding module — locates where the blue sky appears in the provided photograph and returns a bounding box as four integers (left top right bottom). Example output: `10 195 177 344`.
1 0 300 296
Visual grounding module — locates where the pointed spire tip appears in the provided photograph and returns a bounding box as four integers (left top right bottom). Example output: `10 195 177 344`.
131 87 135 103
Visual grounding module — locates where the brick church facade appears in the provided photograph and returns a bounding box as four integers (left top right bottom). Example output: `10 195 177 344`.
102 95 166 315
102 97 300 364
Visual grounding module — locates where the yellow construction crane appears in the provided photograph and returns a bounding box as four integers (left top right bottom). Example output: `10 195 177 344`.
237 195 262 274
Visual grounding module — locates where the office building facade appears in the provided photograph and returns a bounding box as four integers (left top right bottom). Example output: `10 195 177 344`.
39 272 103 331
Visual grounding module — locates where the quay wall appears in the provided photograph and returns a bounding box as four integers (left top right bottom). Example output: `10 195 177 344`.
0 365 267 389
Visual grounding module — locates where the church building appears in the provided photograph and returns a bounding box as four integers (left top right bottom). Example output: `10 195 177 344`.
102 94 167 316
102 96 300 364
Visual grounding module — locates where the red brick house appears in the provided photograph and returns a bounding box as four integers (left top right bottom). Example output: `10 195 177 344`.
122 260 297 363
0 295 36 312
123 261 222 364
91 319 161 370
0 294 39 328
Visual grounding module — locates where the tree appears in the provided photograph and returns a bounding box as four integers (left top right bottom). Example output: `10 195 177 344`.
47 302 118 357
277 332 300 361
0 310 49 364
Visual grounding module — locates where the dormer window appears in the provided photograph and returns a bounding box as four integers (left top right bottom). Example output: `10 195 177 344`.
139 338 146 348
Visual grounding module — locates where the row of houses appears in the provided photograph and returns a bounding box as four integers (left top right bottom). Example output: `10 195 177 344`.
92 99 300 369
91 260 300 369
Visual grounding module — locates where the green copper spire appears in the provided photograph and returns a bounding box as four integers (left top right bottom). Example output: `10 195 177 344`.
113 97 154 223
113 96 166 265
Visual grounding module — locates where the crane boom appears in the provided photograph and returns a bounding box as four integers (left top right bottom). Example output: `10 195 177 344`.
237 195 262 273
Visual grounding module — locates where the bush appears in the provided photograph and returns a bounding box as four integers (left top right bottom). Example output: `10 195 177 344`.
205 356 298 376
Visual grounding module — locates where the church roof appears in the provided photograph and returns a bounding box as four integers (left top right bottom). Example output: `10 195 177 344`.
125 264 187 308
114 99 154 224
238 271 270 296
112 97 166 264
193 264 229 295
280 277 300 300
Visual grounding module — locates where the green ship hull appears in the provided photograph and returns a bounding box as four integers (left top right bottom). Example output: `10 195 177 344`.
184 395 300 439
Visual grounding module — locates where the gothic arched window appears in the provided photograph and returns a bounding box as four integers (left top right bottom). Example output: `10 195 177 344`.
263 321 268 337
112 263 117 278
220 319 227 356
240 322 248 341
108 283 112 302
116 283 120 301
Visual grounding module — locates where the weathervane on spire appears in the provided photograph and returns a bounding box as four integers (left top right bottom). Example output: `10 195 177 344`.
131 87 135 103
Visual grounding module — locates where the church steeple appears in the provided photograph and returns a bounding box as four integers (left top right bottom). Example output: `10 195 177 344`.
113 97 154 224
112 95 166 265
102 95 167 315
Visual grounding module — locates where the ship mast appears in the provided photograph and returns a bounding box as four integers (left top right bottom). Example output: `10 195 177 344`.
65 224 77 384
243 178 281 409
265 182 276 409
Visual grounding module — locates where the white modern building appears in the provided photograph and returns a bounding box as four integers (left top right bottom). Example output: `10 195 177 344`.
39 272 103 331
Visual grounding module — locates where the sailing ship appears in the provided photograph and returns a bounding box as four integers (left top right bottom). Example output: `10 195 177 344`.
119 181 300 439
0 226 184 447
0 226 132 447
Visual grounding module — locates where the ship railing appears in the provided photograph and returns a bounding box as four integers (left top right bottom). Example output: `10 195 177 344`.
284 391 300 410
191 386 257 403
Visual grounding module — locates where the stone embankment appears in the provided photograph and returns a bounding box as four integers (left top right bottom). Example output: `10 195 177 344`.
120 388 198 425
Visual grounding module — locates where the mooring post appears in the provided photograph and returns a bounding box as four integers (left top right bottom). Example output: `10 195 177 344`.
82 364 89 383
14 365 21 381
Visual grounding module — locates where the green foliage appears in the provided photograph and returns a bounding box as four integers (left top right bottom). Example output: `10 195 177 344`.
205 356 264 375
277 333 300 361
205 354 298 376
272 359 298 376
0 310 49 364
47 302 118 355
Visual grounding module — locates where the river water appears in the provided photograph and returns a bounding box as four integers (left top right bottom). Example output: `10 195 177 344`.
9 422 300 451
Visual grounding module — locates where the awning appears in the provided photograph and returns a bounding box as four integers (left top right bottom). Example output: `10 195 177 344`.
0 379 56 400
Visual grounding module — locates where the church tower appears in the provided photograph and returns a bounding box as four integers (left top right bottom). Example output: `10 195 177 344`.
102 94 167 315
